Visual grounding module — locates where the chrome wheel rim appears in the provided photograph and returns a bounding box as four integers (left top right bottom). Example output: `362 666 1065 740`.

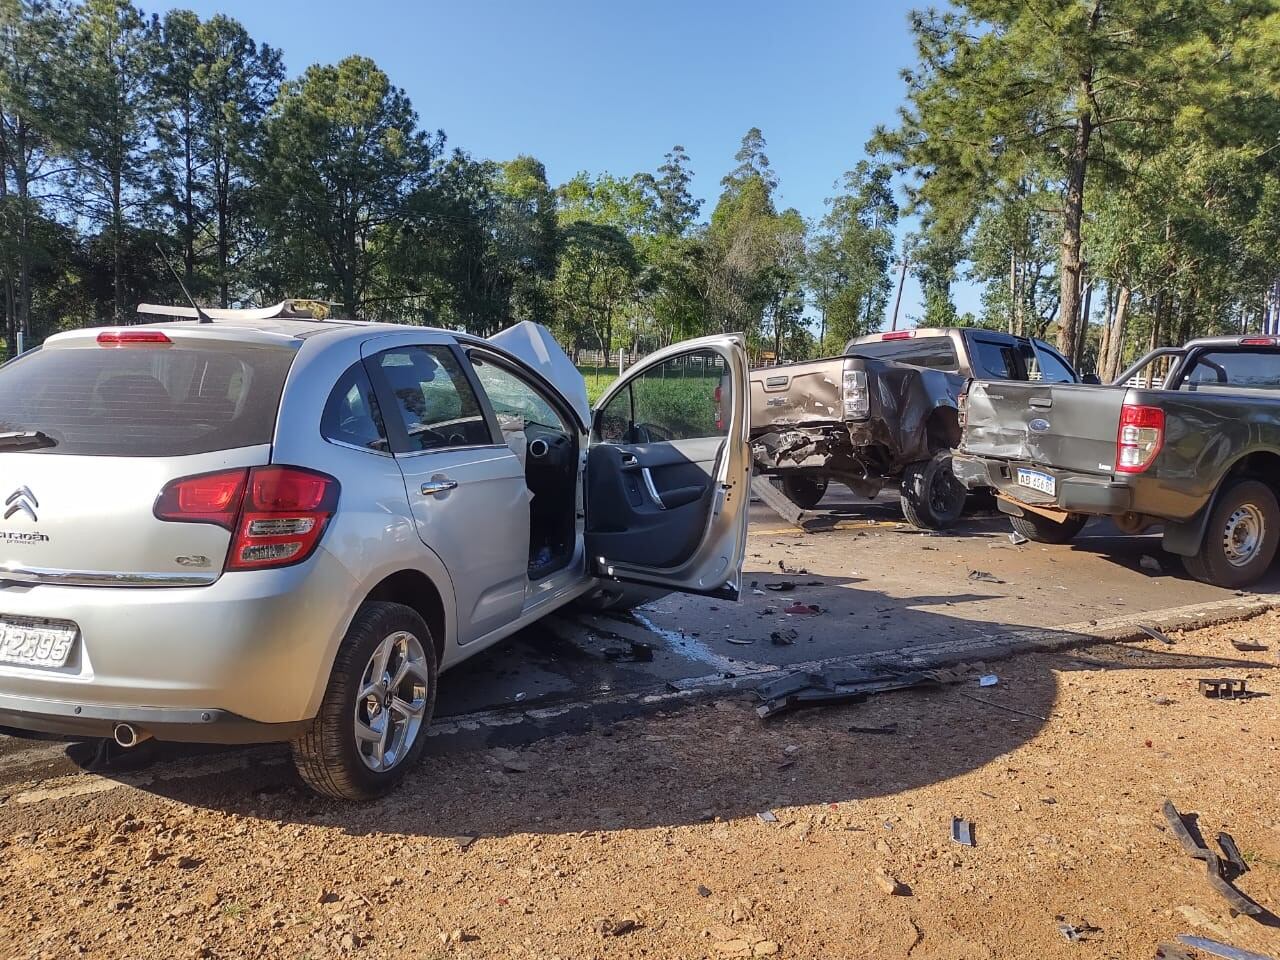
1223 504 1265 568
354 631 429 772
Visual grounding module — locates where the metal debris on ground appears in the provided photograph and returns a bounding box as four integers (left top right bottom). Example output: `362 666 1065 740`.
978 674 999 687
1160 799 1263 916
725 637 755 646
1008 531 1029 545
1175 935 1278 960
1230 638 1268 652
766 581 795 592
1140 554 1164 574
1198 678 1249 700
1138 624 1176 645
754 664 967 720
967 569 1005 584
1056 922 1100 943
951 817 976 847
848 723 898 735
756 810 778 824
769 629 799 646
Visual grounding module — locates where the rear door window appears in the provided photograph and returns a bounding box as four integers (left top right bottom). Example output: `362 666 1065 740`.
846 337 960 370
370 345 493 452
0 338 296 456
968 337 1021 380
1020 341 1078 383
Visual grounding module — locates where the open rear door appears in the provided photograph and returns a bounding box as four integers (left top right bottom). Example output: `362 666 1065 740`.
585 334 750 600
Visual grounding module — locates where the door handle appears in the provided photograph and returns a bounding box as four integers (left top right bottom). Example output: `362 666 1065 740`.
420 477 458 496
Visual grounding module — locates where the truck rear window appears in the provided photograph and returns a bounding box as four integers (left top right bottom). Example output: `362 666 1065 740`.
848 337 959 371
1183 351 1280 392
0 339 296 456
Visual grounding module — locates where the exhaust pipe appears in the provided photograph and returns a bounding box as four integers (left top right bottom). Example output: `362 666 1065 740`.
112 723 152 749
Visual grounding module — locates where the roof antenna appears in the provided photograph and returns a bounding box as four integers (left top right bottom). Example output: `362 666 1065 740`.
155 243 213 323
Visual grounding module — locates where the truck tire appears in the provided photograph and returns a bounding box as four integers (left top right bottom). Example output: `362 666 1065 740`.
1182 479 1280 589
777 474 828 510
900 453 966 530
1009 512 1089 545
292 601 438 801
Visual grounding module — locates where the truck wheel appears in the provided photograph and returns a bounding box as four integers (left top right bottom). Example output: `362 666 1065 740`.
900 453 966 530
1182 479 1279 589
1009 511 1088 544
777 475 828 510
292 601 438 801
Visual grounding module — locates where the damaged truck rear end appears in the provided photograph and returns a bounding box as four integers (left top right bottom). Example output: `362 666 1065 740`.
750 328 1081 529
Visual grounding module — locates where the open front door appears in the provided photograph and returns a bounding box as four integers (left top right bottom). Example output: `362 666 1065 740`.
585 334 750 600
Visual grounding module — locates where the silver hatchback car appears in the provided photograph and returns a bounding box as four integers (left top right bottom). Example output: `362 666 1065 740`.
0 304 749 799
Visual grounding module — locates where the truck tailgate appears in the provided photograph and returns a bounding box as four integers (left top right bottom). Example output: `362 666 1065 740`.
750 362 844 428
961 381 1128 476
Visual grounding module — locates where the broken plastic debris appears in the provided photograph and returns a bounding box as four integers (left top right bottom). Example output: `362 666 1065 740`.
1139 554 1164 574
967 570 1005 584
1008 531 1029 545
783 603 821 616
951 816 975 847
756 810 778 824
751 589 766 597
1175 935 1278 960
978 674 999 687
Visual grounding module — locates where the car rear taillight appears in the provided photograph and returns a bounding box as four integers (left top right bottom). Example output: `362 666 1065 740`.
1116 404 1164 473
1240 336 1278 346
97 330 172 346
842 368 869 419
154 466 339 570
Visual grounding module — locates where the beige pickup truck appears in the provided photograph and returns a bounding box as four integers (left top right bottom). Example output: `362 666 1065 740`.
749 328 1083 528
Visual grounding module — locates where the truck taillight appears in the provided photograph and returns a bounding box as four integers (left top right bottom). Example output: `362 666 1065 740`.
842 369 869 419
155 466 340 570
1116 404 1164 473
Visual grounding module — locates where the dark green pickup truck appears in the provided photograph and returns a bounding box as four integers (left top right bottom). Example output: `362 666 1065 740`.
954 335 1280 588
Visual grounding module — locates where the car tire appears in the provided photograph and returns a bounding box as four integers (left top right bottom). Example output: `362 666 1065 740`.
291 601 438 801
777 474 829 510
1009 511 1089 545
900 453 966 530
1182 479 1280 589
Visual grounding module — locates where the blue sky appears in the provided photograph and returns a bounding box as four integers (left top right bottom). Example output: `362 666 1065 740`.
167 0 974 324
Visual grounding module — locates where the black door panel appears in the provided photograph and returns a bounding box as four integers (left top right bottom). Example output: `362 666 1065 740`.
586 437 723 569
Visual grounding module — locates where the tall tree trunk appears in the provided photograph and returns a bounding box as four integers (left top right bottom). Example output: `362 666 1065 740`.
216 161 230 307
1103 284 1130 382
112 166 123 321
1075 277 1093 367
1008 249 1017 335
1097 283 1114 377
1056 104 1092 361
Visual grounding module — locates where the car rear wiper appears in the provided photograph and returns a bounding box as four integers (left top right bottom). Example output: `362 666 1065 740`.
0 431 57 450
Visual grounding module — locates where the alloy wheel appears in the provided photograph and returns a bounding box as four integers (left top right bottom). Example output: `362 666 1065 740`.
354 630 430 772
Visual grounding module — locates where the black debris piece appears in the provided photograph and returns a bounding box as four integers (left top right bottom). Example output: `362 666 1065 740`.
778 560 809 575
754 664 959 720
1160 799 1263 916
1230 638 1268 652
1138 623 1176 645
848 723 898 735
766 581 796 592
951 816 975 847
602 640 654 663
1218 832 1248 876
769 629 800 646
1198 678 1248 699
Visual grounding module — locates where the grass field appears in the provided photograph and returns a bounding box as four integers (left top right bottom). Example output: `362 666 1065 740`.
577 363 619 404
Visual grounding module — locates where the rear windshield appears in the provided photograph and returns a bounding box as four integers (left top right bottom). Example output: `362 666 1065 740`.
847 336 960 371
1182 350 1280 392
0 339 296 456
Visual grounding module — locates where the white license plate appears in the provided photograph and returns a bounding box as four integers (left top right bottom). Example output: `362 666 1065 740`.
0 618 77 668
1016 468 1057 497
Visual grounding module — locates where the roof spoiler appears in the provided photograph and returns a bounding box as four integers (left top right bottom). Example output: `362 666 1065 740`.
136 299 345 322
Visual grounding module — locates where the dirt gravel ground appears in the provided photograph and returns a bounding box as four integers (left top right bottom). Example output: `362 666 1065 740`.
4 613 1280 960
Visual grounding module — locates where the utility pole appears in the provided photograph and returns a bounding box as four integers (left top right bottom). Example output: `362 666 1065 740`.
890 254 909 331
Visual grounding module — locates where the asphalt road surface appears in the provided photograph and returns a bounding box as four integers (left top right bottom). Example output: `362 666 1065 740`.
1 483 1275 790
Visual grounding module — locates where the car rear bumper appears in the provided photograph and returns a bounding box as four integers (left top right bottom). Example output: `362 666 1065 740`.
0 548 358 740
952 453 1133 515
0 698 307 744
